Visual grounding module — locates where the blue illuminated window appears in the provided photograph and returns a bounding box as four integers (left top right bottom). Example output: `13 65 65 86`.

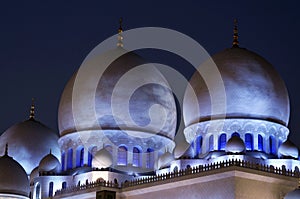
118 146 127 165
196 136 202 154
67 148 73 170
245 133 253 150
132 147 141 167
258 134 263 151
269 136 276 154
61 152 65 171
48 182 53 197
218 134 226 150
146 148 154 168
209 135 214 151
76 147 84 167
35 183 41 199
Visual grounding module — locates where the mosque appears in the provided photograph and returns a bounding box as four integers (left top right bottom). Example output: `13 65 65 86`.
0 21 300 199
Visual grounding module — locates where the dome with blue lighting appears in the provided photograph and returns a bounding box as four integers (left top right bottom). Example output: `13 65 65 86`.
38 151 61 173
0 116 60 174
278 140 299 159
183 47 290 127
225 136 246 153
58 47 177 140
0 147 30 197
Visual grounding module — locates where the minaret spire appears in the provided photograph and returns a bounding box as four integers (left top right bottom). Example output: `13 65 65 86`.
232 19 239 47
117 17 124 47
29 98 35 120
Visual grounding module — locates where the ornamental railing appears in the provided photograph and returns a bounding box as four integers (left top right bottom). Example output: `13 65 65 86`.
55 159 300 196
55 180 118 195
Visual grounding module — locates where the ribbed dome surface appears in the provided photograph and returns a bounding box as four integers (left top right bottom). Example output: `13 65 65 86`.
58 47 177 139
0 153 30 197
0 119 60 174
39 152 61 173
184 47 290 127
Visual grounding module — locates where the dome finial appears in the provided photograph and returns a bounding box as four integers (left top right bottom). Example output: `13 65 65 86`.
232 19 239 47
29 98 35 120
117 17 124 47
49 148 52 154
4 143 8 156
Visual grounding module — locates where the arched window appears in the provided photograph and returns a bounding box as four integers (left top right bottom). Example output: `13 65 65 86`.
118 146 127 165
48 182 53 197
245 133 253 150
232 132 240 137
269 136 276 154
209 135 214 151
146 148 154 168
88 146 97 167
35 183 41 199
218 134 226 150
258 134 263 151
132 147 141 167
196 136 202 154
67 148 73 170
76 147 84 167
61 152 65 171
62 182 67 189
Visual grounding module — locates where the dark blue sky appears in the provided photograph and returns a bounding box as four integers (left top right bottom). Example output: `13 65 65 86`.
0 1 300 145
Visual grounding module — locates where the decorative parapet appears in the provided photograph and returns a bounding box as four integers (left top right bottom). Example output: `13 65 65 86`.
55 180 118 196
54 159 299 196
122 158 299 188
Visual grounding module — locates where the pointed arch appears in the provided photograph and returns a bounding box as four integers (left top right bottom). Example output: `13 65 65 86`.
218 134 226 150
118 145 127 165
245 133 253 150
258 134 263 151
146 148 154 168
67 148 73 170
133 146 141 167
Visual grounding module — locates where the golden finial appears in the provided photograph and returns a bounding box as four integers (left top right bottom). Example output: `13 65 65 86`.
29 98 35 120
117 17 124 47
232 19 239 47
5 143 8 156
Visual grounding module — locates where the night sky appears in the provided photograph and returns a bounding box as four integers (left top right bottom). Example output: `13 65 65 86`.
0 1 300 146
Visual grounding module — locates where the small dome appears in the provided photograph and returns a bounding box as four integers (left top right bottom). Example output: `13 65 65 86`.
0 149 30 197
184 47 290 127
30 167 39 184
0 118 60 174
225 136 245 153
92 148 113 169
278 140 299 159
157 152 174 169
38 151 61 173
284 188 300 199
58 47 177 140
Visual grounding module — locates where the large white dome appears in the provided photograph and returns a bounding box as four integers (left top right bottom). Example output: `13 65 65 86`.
183 47 290 127
58 47 177 140
0 150 30 197
0 118 60 174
